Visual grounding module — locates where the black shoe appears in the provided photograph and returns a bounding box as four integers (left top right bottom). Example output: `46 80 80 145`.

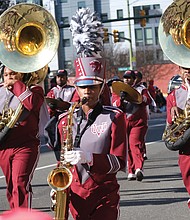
135 169 144 181
143 154 148 160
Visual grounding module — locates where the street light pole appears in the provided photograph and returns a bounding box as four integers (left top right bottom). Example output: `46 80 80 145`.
127 0 133 70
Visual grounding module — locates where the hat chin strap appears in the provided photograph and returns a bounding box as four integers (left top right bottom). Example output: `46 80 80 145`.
98 80 105 101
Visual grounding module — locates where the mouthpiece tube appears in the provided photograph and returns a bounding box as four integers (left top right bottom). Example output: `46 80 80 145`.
81 97 88 105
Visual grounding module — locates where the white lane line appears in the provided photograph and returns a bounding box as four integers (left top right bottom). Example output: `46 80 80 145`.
148 123 166 128
0 163 57 179
146 140 162 145
35 163 57 170
0 140 164 179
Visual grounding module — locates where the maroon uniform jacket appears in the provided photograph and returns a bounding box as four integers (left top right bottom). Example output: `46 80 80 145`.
166 84 190 154
57 103 127 198
0 81 44 148
47 84 75 101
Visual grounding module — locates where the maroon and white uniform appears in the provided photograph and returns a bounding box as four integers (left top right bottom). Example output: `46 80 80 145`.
47 84 76 116
0 81 44 208
166 84 190 208
47 84 75 101
112 83 151 175
57 103 127 219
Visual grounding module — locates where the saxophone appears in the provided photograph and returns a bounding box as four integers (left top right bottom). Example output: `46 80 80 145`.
162 100 190 151
47 98 87 220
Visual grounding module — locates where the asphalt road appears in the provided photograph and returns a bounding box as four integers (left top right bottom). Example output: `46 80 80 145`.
0 112 189 219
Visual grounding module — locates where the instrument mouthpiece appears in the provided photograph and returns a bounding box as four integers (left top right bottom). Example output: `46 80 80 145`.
81 97 88 105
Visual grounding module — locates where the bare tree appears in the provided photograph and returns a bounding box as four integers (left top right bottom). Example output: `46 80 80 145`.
0 0 11 14
135 46 172 84
102 43 130 80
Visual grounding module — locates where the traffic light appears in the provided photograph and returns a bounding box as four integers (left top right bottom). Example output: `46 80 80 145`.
113 30 119 43
103 28 109 43
139 10 146 27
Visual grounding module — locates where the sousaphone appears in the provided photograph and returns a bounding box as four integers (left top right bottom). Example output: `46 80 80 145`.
158 0 190 68
0 3 59 73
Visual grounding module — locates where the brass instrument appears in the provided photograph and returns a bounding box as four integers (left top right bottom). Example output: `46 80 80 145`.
162 102 190 151
0 3 59 142
158 0 190 68
0 3 59 73
112 81 143 104
47 98 87 220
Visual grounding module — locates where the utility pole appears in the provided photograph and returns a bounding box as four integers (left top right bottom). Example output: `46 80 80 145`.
127 0 134 70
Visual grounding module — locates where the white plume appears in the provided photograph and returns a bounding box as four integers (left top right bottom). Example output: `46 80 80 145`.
70 8 104 57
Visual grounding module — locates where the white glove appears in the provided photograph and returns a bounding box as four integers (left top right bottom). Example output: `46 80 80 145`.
64 149 93 165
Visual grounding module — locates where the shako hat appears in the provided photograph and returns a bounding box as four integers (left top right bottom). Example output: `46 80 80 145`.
70 8 106 86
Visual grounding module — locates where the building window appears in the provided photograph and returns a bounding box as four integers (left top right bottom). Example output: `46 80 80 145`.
144 28 153 45
16 0 42 5
153 4 160 9
63 39 70 47
155 27 159 45
117 9 123 19
61 17 69 25
119 32 125 42
60 0 68 3
135 28 143 46
78 1 86 9
101 13 108 21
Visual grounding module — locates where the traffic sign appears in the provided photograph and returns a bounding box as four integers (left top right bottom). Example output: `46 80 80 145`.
118 67 130 71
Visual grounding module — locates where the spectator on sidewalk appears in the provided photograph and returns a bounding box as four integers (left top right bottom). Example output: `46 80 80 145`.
155 88 166 113
148 79 157 112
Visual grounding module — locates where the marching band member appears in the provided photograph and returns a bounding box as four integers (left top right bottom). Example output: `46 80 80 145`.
46 8 127 220
0 66 44 208
112 70 151 181
159 0 190 208
165 66 190 208
46 69 76 117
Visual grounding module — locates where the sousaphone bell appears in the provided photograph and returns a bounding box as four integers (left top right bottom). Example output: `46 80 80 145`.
158 0 190 68
0 3 59 73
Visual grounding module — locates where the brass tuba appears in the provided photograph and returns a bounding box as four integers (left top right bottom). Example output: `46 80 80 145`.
0 3 59 142
158 0 190 69
0 3 59 73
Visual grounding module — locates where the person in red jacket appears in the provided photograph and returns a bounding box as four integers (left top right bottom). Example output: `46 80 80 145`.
46 69 76 117
0 66 44 209
165 66 190 208
112 70 151 181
